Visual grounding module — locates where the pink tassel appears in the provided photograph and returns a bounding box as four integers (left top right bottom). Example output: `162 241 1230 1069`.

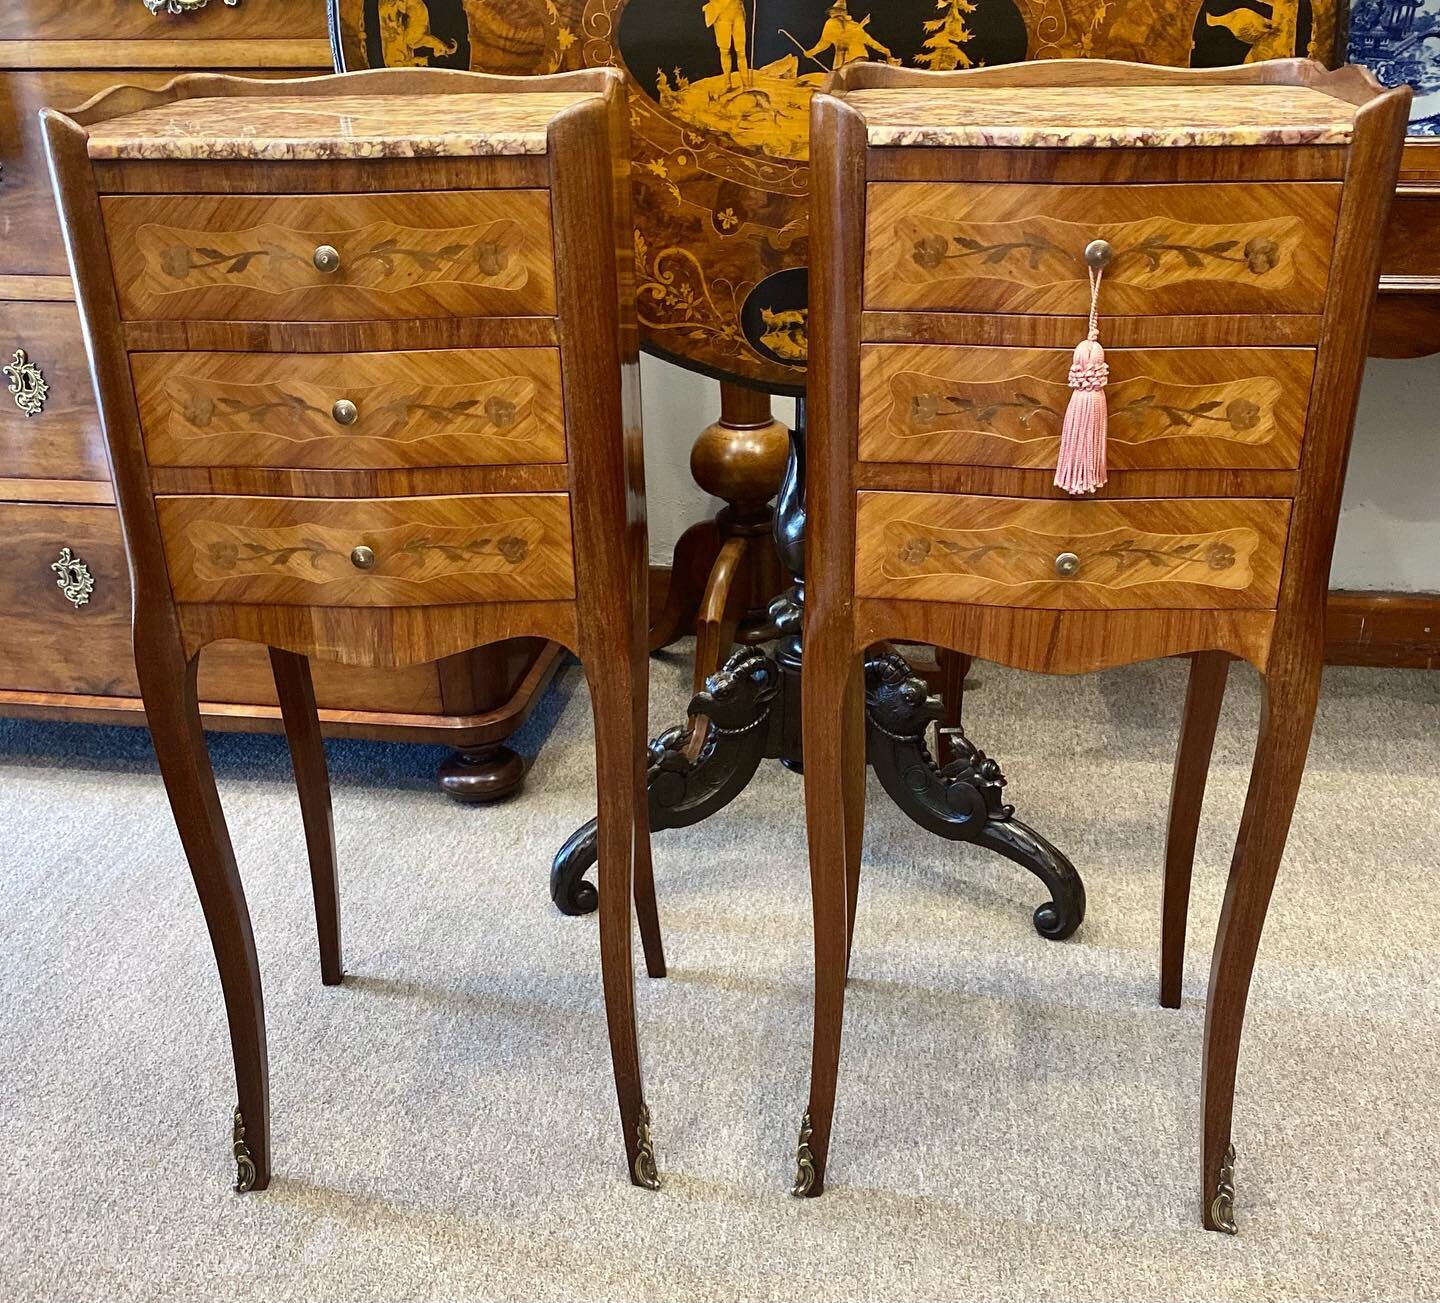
1055 262 1109 496
1055 338 1109 495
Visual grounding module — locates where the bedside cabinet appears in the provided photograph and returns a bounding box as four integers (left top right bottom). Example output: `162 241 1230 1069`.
795 60 1409 1231
43 68 663 1193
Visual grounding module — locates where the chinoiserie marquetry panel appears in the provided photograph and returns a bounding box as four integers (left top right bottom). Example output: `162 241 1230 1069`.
854 491 1290 610
132 348 566 469
102 191 555 321
858 344 1316 471
865 182 1341 316
329 0 1344 390
156 493 576 607
1 301 110 482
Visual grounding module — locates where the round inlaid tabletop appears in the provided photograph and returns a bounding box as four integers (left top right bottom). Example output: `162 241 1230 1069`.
331 0 1340 393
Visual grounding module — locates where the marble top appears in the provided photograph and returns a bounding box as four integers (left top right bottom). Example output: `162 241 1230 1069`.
846 85 1360 149
84 91 600 161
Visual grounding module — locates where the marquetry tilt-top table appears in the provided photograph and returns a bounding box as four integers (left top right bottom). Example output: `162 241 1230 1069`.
331 0 1438 942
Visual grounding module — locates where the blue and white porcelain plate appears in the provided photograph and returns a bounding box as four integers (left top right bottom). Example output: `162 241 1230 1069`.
1349 0 1440 133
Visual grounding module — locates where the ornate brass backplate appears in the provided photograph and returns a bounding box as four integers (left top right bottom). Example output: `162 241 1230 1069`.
632 1102 660 1189
50 548 95 609
4 349 48 418
330 1 1343 390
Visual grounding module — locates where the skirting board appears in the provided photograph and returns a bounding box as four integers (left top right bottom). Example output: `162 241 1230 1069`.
648 566 1440 671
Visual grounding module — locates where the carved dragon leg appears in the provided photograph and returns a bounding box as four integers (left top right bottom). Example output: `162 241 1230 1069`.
863 651 1086 941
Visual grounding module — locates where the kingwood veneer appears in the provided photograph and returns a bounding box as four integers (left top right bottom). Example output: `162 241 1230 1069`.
795 58 1409 1232
43 67 664 1194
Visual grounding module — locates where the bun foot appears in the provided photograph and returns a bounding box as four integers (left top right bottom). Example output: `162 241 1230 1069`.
437 745 526 804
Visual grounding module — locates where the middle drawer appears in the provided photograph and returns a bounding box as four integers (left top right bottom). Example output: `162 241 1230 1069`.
132 348 566 470
860 344 1315 471
156 492 576 608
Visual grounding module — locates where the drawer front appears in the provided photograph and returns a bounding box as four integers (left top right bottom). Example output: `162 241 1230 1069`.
855 492 1290 611
0 501 139 696
859 344 1315 472
133 348 566 470
103 191 556 322
1379 191 1440 283
6 0 326 43
865 182 1340 316
156 493 575 607
1 301 109 481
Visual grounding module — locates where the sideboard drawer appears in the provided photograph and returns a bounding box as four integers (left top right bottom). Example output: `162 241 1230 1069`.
855 491 1290 610
859 344 1315 471
864 182 1340 316
102 190 556 321
132 347 566 470
156 492 576 607
0 501 137 697
1 300 109 482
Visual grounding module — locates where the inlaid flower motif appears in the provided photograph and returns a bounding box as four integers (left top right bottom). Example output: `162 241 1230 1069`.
912 236 949 270
1225 398 1261 431
185 395 216 427
717 207 739 232
1243 237 1281 275
473 240 511 276
1205 541 1236 570
897 537 933 564
160 246 193 279
498 535 529 564
207 541 240 570
484 396 518 429
910 393 940 422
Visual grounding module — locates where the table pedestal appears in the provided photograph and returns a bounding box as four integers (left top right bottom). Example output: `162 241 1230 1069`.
553 401 1086 942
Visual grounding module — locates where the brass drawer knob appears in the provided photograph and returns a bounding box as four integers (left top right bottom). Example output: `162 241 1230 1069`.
332 399 358 426
1084 240 1114 269
313 244 341 274
350 545 376 571
1054 551 1081 578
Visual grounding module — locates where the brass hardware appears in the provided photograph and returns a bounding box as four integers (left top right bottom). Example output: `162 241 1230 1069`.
232 1106 257 1194
4 349 48 418
1054 551 1081 578
790 1109 816 1197
632 1103 660 1190
1210 1143 1237 1234
143 0 240 15
1084 239 1114 269
51 548 94 608
313 245 341 274
332 399 358 426
349 545 375 571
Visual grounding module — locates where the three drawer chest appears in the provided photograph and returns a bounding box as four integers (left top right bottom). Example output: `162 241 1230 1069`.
796 59 1410 1231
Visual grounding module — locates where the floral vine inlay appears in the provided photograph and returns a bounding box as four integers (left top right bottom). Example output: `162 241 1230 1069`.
206 534 529 571
1109 395 1262 432
892 534 1239 577
910 231 1286 277
910 390 1059 428
159 235 511 282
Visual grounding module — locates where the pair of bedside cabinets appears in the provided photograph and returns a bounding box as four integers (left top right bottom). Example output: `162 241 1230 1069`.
45 57 1408 1232
797 60 1409 1232
44 68 662 1194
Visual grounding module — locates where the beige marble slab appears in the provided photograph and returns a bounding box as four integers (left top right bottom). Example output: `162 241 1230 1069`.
847 85 1358 149
84 91 599 160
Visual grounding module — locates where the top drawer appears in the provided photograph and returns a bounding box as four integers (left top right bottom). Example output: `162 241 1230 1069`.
5 0 326 45
865 182 1341 316
102 190 557 322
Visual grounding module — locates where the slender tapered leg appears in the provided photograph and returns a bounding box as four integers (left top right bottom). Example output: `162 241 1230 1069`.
138 629 269 1192
268 648 342 987
1201 658 1321 1232
794 632 864 1197
1161 652 1230 1009
630 645 666 980
841 655 866 973
585 648 659 1189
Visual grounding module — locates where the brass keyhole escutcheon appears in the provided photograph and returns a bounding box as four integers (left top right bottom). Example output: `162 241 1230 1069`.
313 244 341 274
332 399 358 426
350 545 375 571
1084 240 1114 269
1054 551 1081 578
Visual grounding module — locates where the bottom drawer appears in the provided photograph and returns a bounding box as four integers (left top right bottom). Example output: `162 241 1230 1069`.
855 492 1290 611
157 493 576 608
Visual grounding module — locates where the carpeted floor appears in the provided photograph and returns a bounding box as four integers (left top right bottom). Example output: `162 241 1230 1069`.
1 646 1436 1302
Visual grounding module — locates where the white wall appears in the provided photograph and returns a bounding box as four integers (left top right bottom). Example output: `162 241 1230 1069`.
640 351 1440 595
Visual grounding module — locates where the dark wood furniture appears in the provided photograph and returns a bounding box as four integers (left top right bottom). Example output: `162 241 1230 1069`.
795 59 1409 1231
0 0 560 802
43 67 663 1191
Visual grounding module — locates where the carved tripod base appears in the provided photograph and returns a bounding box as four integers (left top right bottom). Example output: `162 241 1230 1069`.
551 645 1085 944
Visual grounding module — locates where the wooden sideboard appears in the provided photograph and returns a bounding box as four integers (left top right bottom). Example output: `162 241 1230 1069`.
0 0 562 797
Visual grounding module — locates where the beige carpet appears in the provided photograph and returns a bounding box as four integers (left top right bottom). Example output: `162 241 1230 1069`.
1 645 1436 1302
